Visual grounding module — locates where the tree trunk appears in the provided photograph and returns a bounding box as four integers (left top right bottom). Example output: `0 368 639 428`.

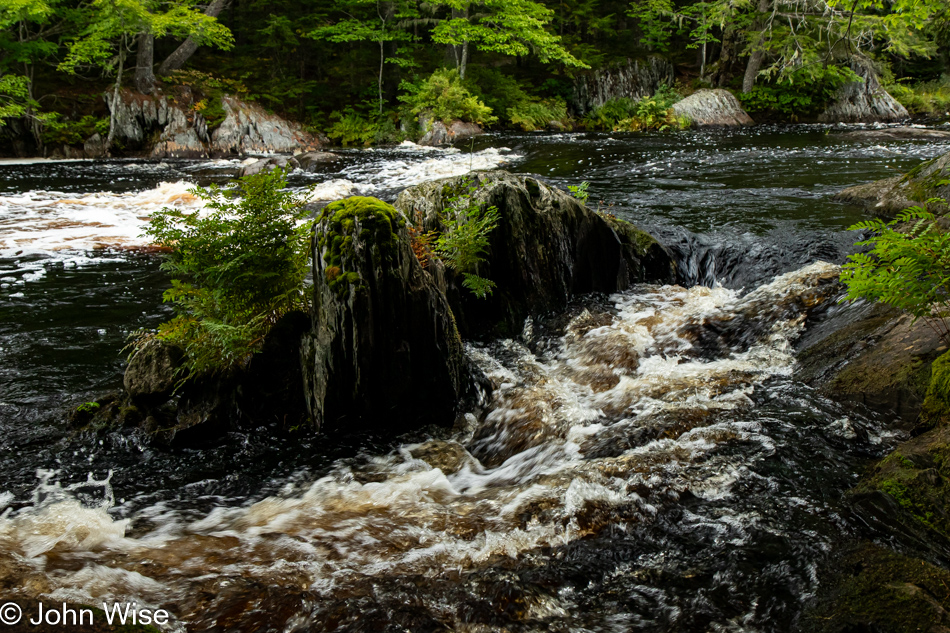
157 0 228 76
135 33 156 94
106 35 126 153
711 25 737 87
459 40 469 80
741 0 772 93
378 38 385 115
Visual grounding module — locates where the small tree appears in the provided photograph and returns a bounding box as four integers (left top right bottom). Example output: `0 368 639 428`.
142 168 312 377
59 0 233 152
432 0 588 79
840 196 950 345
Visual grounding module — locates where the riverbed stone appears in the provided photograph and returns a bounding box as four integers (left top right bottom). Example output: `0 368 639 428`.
834 150 950 218
671 89 754 127
394 170 676 337
417 117 482 146
409 440 479 474
123 339 183 405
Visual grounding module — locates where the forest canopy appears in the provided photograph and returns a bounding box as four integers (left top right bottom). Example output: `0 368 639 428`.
1 0 948 146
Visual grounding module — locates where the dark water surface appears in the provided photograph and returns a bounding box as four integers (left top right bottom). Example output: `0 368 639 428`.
1 126 948 632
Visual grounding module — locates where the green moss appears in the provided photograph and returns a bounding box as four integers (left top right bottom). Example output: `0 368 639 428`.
315 196 405 295
922 350 950 427
804 543 950 632
602 214 660 257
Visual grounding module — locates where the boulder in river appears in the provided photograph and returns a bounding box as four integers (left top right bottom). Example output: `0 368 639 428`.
417 117 482 147
834 149 950 218
818 57 909 124
395 170 676 337
302 196 486 433
671 89 754 127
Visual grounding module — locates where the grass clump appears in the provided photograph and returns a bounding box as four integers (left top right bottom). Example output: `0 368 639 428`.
140 167 311 378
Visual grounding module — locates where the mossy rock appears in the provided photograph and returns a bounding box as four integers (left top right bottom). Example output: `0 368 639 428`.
834 150 950 219
802 542 950 632
315 196 405 296
922 350 950 428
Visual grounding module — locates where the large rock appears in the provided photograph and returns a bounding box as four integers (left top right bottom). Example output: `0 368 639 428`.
671 89 754 127
123 339 183 406
418 117 482 147
395 170 676 337
819 57 909 123
571 57 675 117
105 89 324 158
834 150 950 218
302 196 484 433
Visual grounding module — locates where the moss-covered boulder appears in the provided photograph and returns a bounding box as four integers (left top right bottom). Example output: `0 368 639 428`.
835 150 950 218
802 543 950 632
796 302 945 428
303 196 486 433
394 170 675 337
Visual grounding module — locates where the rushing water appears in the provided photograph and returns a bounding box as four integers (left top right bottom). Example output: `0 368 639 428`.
1 126 949 631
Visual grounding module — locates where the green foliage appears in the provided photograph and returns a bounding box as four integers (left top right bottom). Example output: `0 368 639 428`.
568 181 590 203
738 65 860 117
840 200 950 346
0 74 33 123
399 68 497 126
326 108 379 146
165 70 249 130
584 91 687 131
508 97 568 131
142 168 311 377
431 178 499 298
41 113 109 145
76 401 101 413
888 78 950 116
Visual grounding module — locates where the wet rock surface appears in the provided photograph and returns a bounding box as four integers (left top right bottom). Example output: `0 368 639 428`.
671 89 754 127
395 170 675 337
303 196 486 433
834 150 950 218
417 118 482 147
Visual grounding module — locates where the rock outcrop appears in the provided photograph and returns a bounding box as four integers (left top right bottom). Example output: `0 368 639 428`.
839 126 950 141
571 57 675 117
819 57 909 123
671 89 754 127
417 117 482 147
97 89 324 158
834 150 950 218
395 171 676 337
302 197 486 433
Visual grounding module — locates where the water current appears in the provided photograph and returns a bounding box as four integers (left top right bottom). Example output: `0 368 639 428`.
1 126 949 631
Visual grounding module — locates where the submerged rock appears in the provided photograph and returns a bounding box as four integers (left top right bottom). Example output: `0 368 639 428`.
819 57 909 124
571 57 674 117
839 126 950 141
240 155 300 177
671 89 754 127
303 196 485 433
834 150 950 218
409 439 479 474
395 170 675 337
296 151 341 171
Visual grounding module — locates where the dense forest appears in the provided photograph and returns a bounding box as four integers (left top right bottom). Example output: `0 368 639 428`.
2 0 949 151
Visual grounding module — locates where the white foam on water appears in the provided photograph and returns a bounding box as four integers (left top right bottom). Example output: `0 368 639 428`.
342 146 519 190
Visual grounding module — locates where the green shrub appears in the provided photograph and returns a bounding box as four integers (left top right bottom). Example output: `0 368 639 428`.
738 65 859 118
326 108 379 146
568 181 590 203
889 78 950 116
41 114 109 145
399 68 497 126
508 97 569 131
584 93 687 131
583 97 639 129
841 197 950 345
141 168 311 377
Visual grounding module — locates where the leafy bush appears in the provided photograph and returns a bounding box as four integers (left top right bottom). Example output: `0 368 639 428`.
508 97 569 131
41 114 109 145
568 181 590 202
584 92 687 131
841 196 950 345
141 168 311 377
326 108 379 146
738 65 859 118
889 79 950 116
399 68 497 126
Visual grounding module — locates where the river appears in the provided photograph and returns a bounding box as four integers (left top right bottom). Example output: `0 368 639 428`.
1 126 948 632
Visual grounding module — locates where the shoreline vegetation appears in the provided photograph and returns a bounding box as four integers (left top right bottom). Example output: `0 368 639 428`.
1 0 948 156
